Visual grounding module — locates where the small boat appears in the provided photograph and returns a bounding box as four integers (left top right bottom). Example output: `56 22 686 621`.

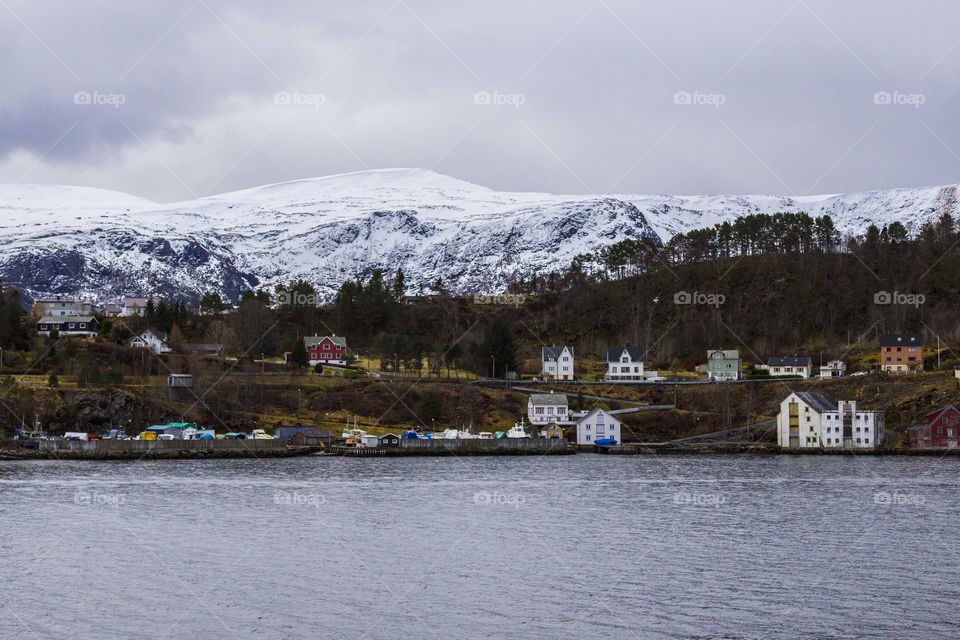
341 418 367 444
477 432 493 439
506 418 530 438
439 428 477 439
594 438 618 446
251 429 276 439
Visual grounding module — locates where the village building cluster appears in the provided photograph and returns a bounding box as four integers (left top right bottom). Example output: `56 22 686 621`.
30 296 960 451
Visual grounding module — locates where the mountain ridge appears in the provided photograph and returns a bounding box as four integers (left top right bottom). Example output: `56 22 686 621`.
0 170 955 303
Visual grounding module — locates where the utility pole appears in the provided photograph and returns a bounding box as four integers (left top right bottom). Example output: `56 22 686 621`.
938 335 941 370
490 355 495 379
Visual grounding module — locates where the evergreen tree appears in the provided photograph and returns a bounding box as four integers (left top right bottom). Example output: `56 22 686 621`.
291 339 309 367
392 268 406 301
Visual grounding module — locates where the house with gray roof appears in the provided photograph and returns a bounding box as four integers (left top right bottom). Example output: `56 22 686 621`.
756 356 812 378
37 315 100 337
777 391 884 450
606 345 647 381
541 345 574 380
527 390 571 426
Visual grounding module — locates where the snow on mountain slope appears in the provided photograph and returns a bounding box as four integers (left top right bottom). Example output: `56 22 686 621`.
0 169 954 303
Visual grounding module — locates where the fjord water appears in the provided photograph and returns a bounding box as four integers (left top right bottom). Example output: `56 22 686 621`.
1 455 957 640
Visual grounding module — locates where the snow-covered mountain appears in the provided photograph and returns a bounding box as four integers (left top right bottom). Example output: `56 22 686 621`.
0 169 955 303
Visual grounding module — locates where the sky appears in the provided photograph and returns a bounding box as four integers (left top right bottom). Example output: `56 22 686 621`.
1 0 959 203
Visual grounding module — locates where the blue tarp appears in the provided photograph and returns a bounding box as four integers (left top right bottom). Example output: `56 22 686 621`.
594 438 617 446
402 430 419 439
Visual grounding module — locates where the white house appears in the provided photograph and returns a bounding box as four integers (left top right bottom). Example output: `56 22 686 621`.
129 329 171 354
35 297 93 318
758 356 812 378
541 346 574 381
606 345 648 381
819 359 846 378
821 400 884 450
777 392 884 450
576 408 623 445
527 391 570 426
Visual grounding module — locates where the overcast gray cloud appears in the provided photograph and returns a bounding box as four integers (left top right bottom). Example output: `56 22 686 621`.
1 0 959 202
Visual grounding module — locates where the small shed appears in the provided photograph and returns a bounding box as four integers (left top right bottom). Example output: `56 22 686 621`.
289 430 334 446
168 374 193 388
359 434 380 448
275 425 316 444
379 433 401 447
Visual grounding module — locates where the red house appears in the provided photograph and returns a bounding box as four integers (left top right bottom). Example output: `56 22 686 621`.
909 405 960 449
304 335 347 365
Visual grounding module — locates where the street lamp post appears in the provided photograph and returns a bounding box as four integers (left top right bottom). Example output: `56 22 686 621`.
490 355 495 379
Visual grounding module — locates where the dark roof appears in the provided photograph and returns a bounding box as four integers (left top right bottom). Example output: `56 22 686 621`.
38 315 99 324
291 429 332 439
767 356 811 367
379 433 400 440
607 346 646 362
794 392 837 412
879 334 923 346
542 346 571 359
